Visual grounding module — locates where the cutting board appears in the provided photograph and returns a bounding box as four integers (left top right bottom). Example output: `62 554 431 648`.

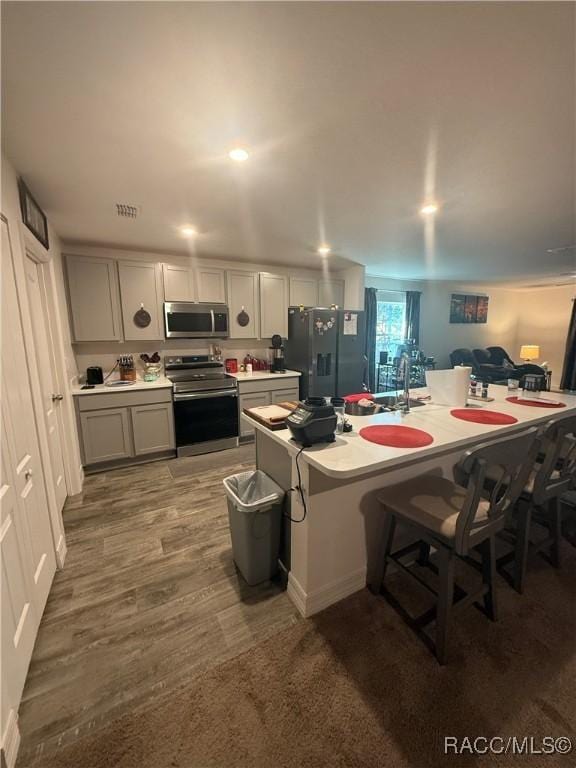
243 402 298 430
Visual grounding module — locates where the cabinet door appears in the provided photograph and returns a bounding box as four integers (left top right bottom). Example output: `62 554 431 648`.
260 273 288 338
289 277 318 308
131 403 175 455
163 264 195 302
270 387 300 404
197 268 226 303
80 408 133 465
227 270 259 338
118 261 164 340
318 279 345 308
239 392 271 436
66 255 122 341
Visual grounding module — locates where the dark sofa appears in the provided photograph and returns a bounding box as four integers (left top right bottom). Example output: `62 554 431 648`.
449 346 546 384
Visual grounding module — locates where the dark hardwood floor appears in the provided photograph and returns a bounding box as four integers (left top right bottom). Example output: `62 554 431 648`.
17 446 300 765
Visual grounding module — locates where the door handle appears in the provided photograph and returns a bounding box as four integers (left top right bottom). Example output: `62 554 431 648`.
52 394 64 401
24 469 33 482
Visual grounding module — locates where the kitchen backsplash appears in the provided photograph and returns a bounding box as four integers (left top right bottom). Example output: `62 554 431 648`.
73 338 272 380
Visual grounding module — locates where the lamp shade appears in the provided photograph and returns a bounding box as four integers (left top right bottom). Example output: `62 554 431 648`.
520 345 540 361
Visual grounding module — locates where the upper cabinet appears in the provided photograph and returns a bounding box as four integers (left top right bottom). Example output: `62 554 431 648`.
227 270 259 339
197 268 226 303
66 255 122 341
118 261 163 341
260 273 288 338
318 278 345 308
289 276 318 308
163 264 195 302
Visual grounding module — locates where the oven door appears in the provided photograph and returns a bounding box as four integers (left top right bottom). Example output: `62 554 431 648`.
173 389 239 453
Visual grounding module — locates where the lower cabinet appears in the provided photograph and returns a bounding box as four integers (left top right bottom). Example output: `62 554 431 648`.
237 378 300 439
76 389 175 469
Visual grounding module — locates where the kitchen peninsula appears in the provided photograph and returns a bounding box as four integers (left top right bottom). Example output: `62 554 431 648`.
245 387 576 618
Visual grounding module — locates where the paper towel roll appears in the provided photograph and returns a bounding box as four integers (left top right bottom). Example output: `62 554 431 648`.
426 367 471 407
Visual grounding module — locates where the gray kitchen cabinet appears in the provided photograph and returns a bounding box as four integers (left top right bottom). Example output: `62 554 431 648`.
163 263 195 302
226 270 259 338
259 273 288 338
79 408 133 464
118 261 164 340
131 402 175 455
238 391 271 437
270 387 300 404
197 268 226 303
289 276 318 308
66 255 122 341
76 388 175 468
318 278 345 308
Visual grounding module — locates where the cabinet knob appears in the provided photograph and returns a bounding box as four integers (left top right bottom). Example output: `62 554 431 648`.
24 469 33 482
52 394 64 401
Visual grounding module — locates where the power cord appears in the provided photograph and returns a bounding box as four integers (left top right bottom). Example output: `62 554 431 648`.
284 446 307 523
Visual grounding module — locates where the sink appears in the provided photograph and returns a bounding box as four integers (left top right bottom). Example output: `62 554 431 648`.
374 395 427 409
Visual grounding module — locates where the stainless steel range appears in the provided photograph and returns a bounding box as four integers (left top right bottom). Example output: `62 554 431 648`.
165 355 238 457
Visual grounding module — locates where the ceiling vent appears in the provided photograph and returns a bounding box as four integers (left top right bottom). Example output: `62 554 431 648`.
115 203 140 219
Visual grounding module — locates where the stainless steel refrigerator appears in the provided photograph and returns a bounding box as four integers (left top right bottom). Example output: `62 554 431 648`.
285 307 366 399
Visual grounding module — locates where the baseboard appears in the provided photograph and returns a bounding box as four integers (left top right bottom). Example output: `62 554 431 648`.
1 709 21 768
287 568 366 618
55 532 67 569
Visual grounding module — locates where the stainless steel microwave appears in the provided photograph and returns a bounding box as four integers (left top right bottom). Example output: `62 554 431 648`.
164 302 229 339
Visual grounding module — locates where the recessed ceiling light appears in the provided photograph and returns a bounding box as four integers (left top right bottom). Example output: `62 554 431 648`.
228 148 249 162
420 202 439 216
317 245 331 256
179 225 198 238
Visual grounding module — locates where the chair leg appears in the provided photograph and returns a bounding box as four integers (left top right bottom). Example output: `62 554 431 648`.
514 504 532 594
478 537 499 621
417 541 431 566
549 497 562 569
435 547 455 665
368 511 396 595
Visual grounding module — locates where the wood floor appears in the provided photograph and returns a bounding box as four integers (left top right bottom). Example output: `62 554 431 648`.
17 446 300 765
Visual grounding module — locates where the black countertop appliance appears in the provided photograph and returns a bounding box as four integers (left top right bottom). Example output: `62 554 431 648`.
286 397 337 447
86 366 104 385
269 333 286 374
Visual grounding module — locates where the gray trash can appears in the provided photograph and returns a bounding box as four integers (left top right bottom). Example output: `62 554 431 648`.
223 470 284 586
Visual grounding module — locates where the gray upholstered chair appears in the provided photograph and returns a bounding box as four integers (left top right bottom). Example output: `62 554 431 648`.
368 427 541 664
498 414 576 593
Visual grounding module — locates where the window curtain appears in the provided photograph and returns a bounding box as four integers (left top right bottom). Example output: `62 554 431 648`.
405 291 421 346
364 287 377 392
560 299 576 391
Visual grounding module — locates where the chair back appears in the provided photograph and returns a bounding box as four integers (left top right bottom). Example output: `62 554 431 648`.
486 346 513 367
532 415 576 505
452 427 541 554
450 348 478 372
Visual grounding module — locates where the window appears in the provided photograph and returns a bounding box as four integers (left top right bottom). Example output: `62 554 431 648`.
375 290 406 365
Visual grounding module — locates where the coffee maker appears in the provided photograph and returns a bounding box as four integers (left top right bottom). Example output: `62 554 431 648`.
269 334 286 374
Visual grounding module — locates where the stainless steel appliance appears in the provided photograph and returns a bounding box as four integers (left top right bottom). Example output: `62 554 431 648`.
164 302 229 339
165 355 238 456
285 307 366 399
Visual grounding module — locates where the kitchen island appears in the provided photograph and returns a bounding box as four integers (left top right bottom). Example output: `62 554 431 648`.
244 386 576 617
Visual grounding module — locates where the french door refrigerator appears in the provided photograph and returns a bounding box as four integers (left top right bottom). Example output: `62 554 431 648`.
285 307 366 399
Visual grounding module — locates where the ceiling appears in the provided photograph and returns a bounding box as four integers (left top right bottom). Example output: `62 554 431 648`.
2 1 575 281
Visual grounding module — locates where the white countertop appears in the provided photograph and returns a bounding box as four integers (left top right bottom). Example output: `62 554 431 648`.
71 375 173 396
243 386 576 479
231 369 301 382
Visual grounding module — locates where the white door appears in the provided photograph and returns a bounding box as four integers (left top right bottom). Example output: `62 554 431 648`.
24 255 67 513
1 218 56 615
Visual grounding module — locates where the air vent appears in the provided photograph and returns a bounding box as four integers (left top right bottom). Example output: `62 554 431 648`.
115 203 140 219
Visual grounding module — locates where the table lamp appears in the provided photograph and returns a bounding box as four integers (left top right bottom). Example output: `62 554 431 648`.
520 345 540 362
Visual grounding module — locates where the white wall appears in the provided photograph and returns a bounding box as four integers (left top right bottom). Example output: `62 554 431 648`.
513 284 574 388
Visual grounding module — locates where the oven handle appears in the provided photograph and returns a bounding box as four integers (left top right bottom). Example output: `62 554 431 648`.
174 389 238 402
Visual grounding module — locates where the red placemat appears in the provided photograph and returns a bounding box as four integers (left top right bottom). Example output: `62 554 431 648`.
506 396 566 409
359 425 434 448
451 409 518 425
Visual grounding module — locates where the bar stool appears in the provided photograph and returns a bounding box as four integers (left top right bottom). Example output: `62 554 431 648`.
368 427 541 664
498 414 576 593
